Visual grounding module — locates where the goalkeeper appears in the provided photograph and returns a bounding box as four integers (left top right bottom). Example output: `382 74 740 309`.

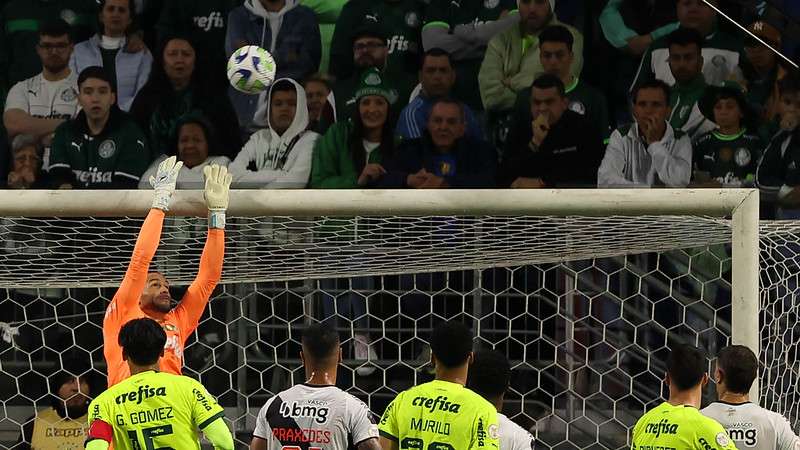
102 156 232 386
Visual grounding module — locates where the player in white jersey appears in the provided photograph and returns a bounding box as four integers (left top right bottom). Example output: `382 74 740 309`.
702 345 800 450
467 349 535 450
251 323 381 450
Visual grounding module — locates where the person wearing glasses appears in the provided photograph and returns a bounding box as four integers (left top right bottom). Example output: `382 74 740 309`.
3 20 79 169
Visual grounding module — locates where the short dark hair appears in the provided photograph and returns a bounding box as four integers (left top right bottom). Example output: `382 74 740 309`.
467 350 511 400
271 79 297 95
632 79 671 104
39 19 72 42
304 73 333 92
531 74 566 97
538 25 574 52
717 345 757 394
430 97 465 122
667 344 707 391
78 66 116 92
430 321 473 368
666 27 704 53
302 322 340 361
422 48 454 68
119 318 167 366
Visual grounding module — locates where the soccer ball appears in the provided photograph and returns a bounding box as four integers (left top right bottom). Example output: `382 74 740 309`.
226 45 276 94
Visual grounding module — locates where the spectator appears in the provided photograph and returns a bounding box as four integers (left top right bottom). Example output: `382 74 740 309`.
311 67 395 189
3 20 79 168
512 25 610 141
396 48 483 141
599 0 678 57
303 74 334 132
329 0 424 83
499 74 603 188
756 73 800 217
225 0 321 130
598 80 692 188
631 0 745 89
49 66 151 189
0 0 97 88
130 36 242 157
381 98 495 188
692 82 762 188
70 0 153 112
301 0 347 74
230 78 319 188
665 27 716 140
422 0 519 112
140 115 231 189
15 371 93 450
741 20 789 124
478 0 583 114
6 135 46 189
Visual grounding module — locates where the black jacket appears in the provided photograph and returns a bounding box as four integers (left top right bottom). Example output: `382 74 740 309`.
499 109 603 187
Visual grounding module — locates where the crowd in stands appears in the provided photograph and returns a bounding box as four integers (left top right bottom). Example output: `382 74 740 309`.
1 0 800 215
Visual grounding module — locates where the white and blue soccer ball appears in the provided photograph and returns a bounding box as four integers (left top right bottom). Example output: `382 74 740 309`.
226 45 276 94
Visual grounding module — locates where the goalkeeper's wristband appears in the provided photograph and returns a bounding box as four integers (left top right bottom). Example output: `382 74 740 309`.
209 210 226 229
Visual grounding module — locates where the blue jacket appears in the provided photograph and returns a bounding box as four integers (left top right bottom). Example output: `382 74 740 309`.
226 0 321 128
69 35 153 111
396 95 484 141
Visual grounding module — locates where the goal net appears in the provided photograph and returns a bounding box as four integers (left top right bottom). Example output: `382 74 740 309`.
0 189 780 449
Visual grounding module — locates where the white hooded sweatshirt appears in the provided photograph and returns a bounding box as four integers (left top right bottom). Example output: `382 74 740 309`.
230 78 319 188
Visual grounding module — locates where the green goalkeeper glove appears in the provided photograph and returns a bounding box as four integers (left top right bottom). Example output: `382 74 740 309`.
149 156 183 211
203 164 232 229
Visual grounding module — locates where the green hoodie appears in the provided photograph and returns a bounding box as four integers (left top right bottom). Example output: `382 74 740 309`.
310 120 387 189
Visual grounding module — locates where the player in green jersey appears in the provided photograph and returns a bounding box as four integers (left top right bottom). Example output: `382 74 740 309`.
84 318 234 450
378 321 499 450
630 344 738 450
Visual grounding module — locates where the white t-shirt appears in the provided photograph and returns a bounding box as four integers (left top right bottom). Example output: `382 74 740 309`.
499 413 534 450
363 140 380 156
4 71 79 120
253 384 379 450
701 401 800 450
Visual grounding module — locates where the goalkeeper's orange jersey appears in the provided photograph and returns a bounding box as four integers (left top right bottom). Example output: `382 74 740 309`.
104 209 224 387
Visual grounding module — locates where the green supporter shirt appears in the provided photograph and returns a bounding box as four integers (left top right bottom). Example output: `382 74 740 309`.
329 0 425 81
631 402 739 450
0 0 97 89
378 380 500 450
87 370 225 450
423 0 516 111
48 108 152 189
310 120 388 189
692 129 762 187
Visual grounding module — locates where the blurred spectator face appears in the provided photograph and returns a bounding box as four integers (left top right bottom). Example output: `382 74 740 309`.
101 0 132 37
12 145 41 174
353 37 387 70
358 95 389 132
531 86 568 125
540 41 573 81
519 0 552 34
428 102 465 150
177 123 209 169
163 39 196 88
779 91 800 131
36 34 72 74
744 39 777 73
57 376 90 410
269 89 298 135
78 77 116 122
304 80 329 121
633 88 671 128
141 272 172 313
668 43 703 84
420 55 455 98
712 97 743 130
677 0 716 34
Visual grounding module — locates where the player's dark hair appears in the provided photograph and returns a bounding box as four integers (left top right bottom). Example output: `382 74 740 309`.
39 19 72 42
421 48 454 68
78 66 117 93
538 25 574 52
667 344 707 391
119 318 167 366
632 79 672 104
717 345 757 394
531 74 566 98
430 321 473 369
467 350 511 400
667 27 704 54
302 322 340 361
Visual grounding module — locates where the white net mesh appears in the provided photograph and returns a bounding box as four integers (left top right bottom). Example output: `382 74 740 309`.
0 213 790 449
